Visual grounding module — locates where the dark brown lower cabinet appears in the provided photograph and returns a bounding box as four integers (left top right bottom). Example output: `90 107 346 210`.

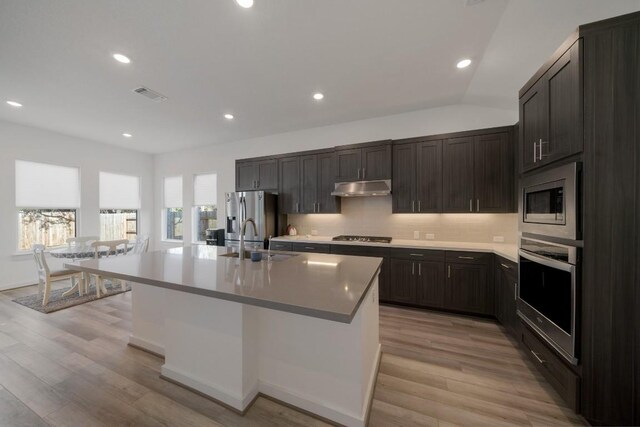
445 252 492 315
520 322 581 412
388 258 416 304
415 260 445 308
291 242 330 253
494 256 518 337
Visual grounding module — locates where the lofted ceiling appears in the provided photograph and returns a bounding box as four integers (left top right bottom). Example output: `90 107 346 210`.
0 0 639 153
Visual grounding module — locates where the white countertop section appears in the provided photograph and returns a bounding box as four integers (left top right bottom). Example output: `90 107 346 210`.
272 235 518 263
64 246 382 323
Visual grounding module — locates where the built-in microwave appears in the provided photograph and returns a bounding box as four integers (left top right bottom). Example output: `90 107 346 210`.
519 162 581 241
518 237 579 365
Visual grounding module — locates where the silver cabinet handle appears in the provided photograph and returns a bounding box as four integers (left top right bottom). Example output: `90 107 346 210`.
304 246 314 250
533 141 538 163
514 282 518 301
469 199 472 212
412 201 415 212
458 256 475 260
296 202 299 213
362 168 365 179
500 263 511 270
317 202 320 212
447 265 451 278
418 200 421 212
409 253 423 257
531 350 546 365
476 199 479 212
412 262 415 275
418 263 421 276
357 168 360 180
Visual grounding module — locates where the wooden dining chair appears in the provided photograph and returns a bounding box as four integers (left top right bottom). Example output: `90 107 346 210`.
32 244 83 306
90 239 129 297
131 235 150 255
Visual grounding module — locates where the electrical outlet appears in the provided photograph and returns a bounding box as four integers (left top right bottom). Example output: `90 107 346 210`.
493 236 505 243
311 229 318 236
425 233 435 240
413 231 420 239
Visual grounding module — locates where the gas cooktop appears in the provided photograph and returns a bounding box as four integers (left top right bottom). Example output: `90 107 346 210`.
332 235 392 244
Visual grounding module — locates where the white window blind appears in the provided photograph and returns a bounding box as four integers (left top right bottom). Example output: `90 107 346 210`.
193 173 217 205
164 176 183 208
99 172 141 209
15 160 80 208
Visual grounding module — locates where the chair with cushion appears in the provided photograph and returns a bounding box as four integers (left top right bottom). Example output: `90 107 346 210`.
131 235 150 255
90 239 129 297
32 244 83 306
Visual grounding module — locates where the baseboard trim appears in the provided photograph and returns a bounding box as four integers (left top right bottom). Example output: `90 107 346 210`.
128 335 165 357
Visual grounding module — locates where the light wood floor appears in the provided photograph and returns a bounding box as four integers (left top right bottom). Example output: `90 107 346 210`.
0 281 586 426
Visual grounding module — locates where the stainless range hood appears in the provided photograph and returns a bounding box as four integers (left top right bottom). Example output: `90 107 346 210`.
331 180 392 197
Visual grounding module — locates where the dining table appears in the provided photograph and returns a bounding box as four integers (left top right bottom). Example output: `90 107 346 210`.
50 245 132 297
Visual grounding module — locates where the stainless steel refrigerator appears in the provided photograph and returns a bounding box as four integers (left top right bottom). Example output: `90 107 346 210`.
225 191 277 251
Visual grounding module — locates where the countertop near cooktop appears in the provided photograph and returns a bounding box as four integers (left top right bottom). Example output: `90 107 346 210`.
272 235 518 263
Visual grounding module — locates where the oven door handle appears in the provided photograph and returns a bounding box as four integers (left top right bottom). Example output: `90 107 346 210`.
518 249 575 273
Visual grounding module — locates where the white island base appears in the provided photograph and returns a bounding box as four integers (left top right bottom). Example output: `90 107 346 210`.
129 279 380 427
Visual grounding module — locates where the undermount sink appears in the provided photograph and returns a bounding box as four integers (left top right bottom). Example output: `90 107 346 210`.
221 251 298 262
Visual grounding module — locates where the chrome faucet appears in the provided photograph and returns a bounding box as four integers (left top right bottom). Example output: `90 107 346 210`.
239 218 258 260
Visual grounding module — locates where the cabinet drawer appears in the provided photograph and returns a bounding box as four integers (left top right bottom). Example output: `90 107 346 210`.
520 323 580 412
331 244 389 258
389 248 444 261
445 251 491 264
291 242 331 253
269 241 293 251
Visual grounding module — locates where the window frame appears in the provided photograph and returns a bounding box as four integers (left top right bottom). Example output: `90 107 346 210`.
16 207 79 252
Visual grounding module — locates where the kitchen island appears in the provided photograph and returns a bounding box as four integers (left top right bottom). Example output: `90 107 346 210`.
64 246 382 427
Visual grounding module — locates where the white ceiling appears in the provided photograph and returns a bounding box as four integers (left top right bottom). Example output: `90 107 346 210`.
1 0 639 154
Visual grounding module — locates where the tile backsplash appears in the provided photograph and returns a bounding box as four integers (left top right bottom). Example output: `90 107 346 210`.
287 197 518 243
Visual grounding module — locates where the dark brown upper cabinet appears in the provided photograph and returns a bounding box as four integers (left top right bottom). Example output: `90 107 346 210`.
278 156 301 214
299 151 341 214
235 158 278 191
279 151 340 215
335 141 391 182
519 40 582 172
443 132 513 213
392 139 442 213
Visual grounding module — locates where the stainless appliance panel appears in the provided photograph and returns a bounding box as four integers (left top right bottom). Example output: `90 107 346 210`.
519 162 580 241
225 191 276 246
517 238 579 365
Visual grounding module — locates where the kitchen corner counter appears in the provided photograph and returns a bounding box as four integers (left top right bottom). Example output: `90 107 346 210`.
272 235 519 263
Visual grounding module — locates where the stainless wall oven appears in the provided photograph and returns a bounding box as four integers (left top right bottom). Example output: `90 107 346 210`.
517 237 579 364
520 162 581 241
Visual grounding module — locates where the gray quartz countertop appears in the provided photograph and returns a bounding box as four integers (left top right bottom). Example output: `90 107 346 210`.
272 235 519 263
64 246 382 324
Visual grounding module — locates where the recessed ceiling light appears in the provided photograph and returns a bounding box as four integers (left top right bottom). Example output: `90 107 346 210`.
236 0 254 8
313 93 324 100
6 100 23 107
456 59 472 69
113 53 131 64
122 133 132 138
224 113 234 120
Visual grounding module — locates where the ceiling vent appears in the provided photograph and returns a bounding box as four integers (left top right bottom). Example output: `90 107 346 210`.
132 86 168 103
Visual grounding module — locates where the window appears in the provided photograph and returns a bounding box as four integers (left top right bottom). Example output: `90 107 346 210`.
99 172 140 240
193 173 217 242
163 176 183 240
15 160 80 250
100 210 137 240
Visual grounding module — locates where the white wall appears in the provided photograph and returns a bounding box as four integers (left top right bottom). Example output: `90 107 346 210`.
153 104 518 248
0 120 154 290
